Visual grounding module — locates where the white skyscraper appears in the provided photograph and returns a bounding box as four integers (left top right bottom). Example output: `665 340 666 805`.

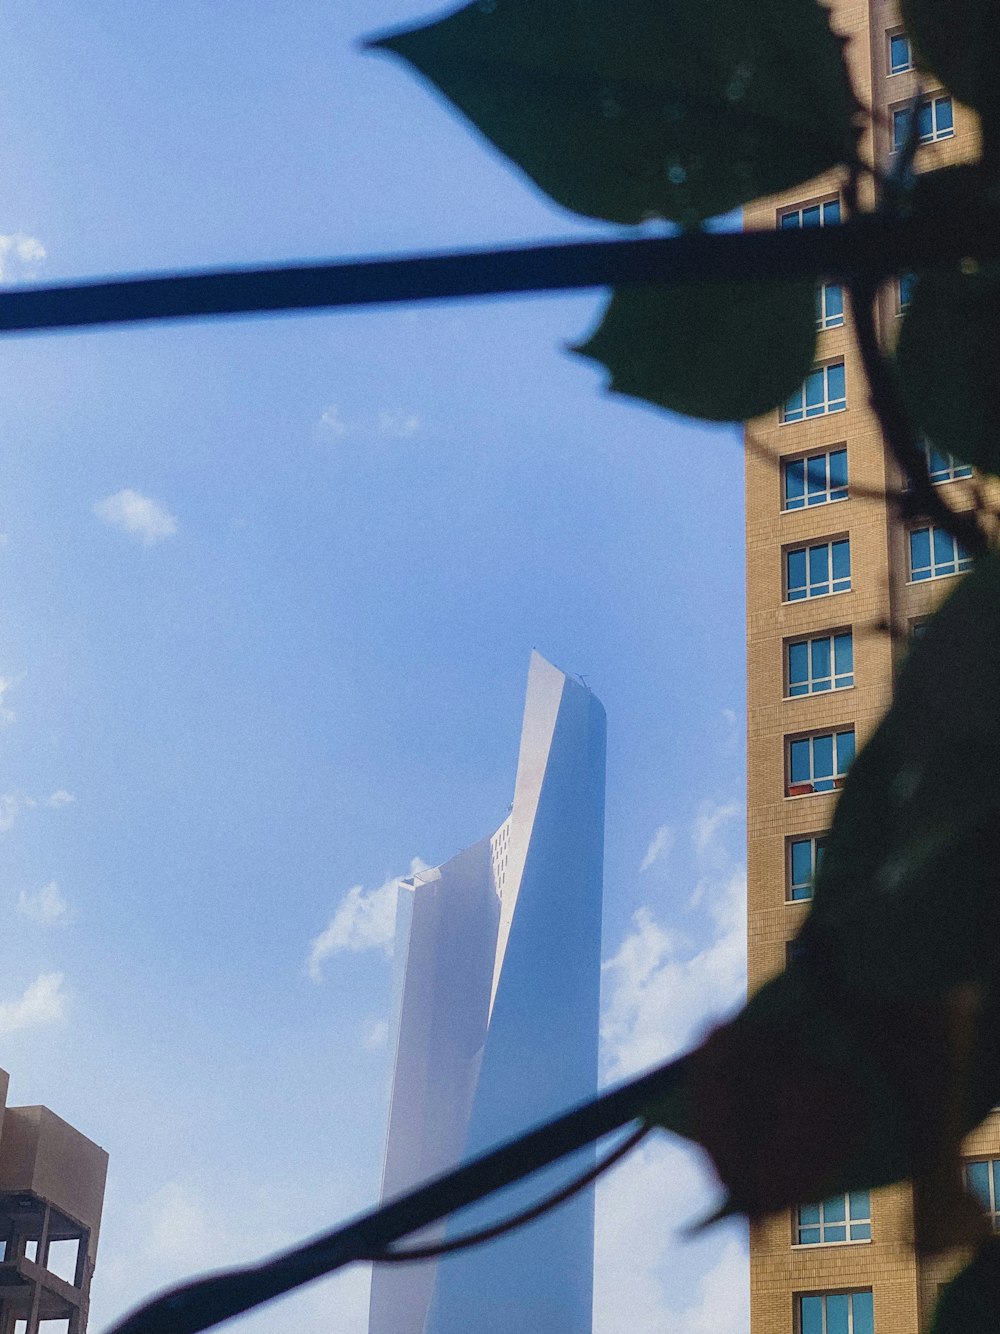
368 652 606 1334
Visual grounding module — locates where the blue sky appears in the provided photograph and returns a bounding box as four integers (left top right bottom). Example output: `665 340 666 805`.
0 3 748 1331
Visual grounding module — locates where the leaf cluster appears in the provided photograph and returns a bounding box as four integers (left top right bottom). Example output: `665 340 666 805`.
371 0 1000 1322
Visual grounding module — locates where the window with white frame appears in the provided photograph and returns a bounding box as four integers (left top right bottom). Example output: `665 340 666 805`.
920 439 972 484
786 539 851 600
780 198 840 230
798 1290 874 1334
888 30 913 74
787 834 827 901
782 363 846 422
783 448 848 510
893 95 954 149
964 1160 1000 1232
796 1191 871 1245
909 525 972 581
787 631 853 696
817 282 845 329
787 729 855 795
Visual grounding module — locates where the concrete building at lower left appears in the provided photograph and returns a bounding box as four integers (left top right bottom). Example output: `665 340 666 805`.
0 1069 108 1334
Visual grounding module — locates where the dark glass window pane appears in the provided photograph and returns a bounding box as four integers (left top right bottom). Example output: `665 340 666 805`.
825 1224 847 1242
781 210 800 229
799 1203 821 1226
832 539 850 583
899 272 916 308
836 730 855 772
802 205 821 228
806 454 827 500
910 528 931 577
933 526 956 573
798 1226 821 1245
827 361 846 405
957 538 972 570
890 32 910 72
811 637 831 684
827 1293 850 1334
785 458 806 506
824 283 844 325
852 1292 874 1334
823 200 841 226
787 549 807 597
813 734 834 780
815 837 826 868
967 1161 991 1208
829 448 848 494
784 388 804 421
849 1190 870 1220
825 1194 846 1222
789 642 809 691
928 444 949 480
834 633 853 680
851 1221 872 1241
805 369 825 410
790 739 811 785
809 544 830 592
937 97 953 134
893 109 909 149
790 839 813 892
917 101 933 140
800 1297 824 1334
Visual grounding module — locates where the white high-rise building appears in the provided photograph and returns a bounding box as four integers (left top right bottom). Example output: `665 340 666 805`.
368 652 606 1334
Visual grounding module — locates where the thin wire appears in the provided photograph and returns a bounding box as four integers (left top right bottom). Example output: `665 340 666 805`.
371 1122 651 1263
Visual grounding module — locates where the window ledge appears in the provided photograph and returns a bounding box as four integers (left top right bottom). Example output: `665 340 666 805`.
783 684 855 701
783 588 852 605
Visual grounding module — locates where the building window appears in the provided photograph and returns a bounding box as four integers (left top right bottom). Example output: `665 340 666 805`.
910 617 930 643
786 539 851 600
920 439 972 484
783 448 848 510
787 729 855 796
787 631 853 696
782 363 846 422
798 1290 874 1334
780 198 840 230
817 282 845 329
888 30 913 74
788 834 826 901
898 272 916 311
909 526 972 581
893 95 954 149
965 1160 1000 1231
796 1192 872 1245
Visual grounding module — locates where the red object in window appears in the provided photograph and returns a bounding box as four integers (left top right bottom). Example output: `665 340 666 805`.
787 782 814 797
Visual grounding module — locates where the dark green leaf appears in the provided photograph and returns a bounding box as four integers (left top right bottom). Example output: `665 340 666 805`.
896 262 1000 475
369 0 858 226
571 278 817 421
648 561 1000 1238
902 0 1000 131
931 1242 1000 1333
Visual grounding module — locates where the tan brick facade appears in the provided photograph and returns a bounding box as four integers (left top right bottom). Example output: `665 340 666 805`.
744 3 1000 1329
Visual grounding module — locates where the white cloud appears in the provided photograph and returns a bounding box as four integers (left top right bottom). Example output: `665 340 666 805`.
0 793 20 833
0 233 46 284
18 880 71 926
0 676 18 726
594 1133 748 1334
0 972 67 1037
639 823 674 873
94 489 178 545
306 857 427 981
362 1018 389 1051
692 799 741 858
376 409 420 438
47 789 76 808
316 406 421 441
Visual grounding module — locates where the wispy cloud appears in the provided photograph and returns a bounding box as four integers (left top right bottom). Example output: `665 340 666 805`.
602 801 746 1084
0 233 46 284
0 972 67 1037
316 405 421 441
306 857 428 981
0 676 19 726
18 880 71 926
362 1017 389 1051
639 823 674 873
0 793 21 834
47 789 76 809
94 489 178 545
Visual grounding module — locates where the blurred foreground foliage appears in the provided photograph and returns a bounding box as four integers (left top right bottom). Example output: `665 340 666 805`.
372 0 1000 1325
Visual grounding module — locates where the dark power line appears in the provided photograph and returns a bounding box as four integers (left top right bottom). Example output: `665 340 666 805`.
3 213 999 336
